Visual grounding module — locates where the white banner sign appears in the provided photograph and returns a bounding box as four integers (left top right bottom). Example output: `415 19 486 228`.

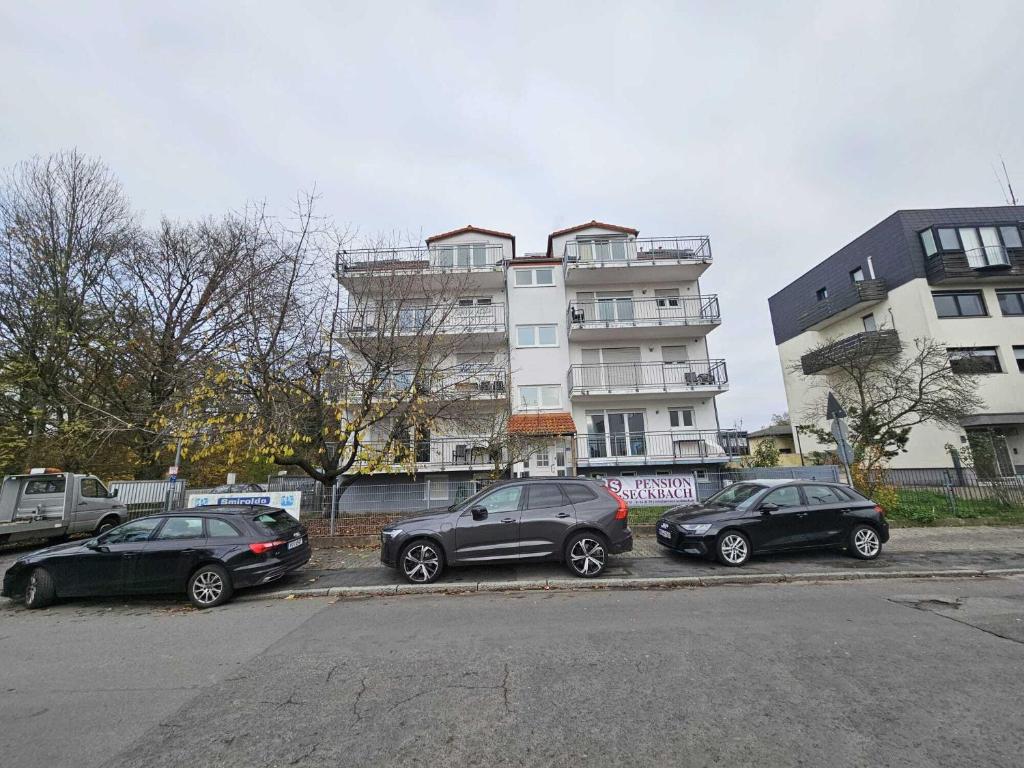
604 474 697 506
187 491 302 520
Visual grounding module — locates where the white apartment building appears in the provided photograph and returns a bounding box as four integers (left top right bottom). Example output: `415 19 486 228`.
769 206 1024 475
336 221 731 503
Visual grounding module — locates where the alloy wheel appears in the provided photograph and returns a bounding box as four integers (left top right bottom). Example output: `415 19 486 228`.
854 528 880 557
720 534 748 564
403 544 440 583
569 538 605 575
192 571 224 605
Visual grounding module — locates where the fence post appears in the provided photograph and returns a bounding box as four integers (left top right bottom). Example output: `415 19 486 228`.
943 474 958 517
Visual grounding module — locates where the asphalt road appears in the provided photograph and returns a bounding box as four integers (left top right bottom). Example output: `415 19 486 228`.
2 578 1022 768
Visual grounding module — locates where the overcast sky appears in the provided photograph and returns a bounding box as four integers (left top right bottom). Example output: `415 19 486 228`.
3 1 1022 431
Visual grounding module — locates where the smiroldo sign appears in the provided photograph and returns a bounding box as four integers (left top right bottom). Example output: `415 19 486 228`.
604 474 697 506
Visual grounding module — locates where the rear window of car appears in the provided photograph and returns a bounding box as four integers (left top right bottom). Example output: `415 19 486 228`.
561 483 598 503
25 477 66 495
207 518 241 537
527 484 566 509
252 509 298 534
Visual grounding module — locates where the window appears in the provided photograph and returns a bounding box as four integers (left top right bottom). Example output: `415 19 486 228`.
655 288 680 308
1001 226 1023 249
932 291 986 318
1014 346 1024 373
958 226 1009 267
207 518 241 537
920 229 937 256
534 450 550 468
103 517 161 544
804 485 846 506
862 313 877 332
24 476 66 495
527 484 565 509
997 291 1024 316
518 385 561 409
80 477 108 498
253 509 298 534
477 485 522 513
694 469 708 481
516 324 558 347
815 287 829 302
156 517 205 540
514 267 554 287
562 483 598 503
850 267 865 283
761 486 803 508
669 407 695 428
662 345 689 364
948 347 1002 374
937 228 959 250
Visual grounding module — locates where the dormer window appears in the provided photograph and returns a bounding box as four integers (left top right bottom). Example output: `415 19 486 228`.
919 224 1021 268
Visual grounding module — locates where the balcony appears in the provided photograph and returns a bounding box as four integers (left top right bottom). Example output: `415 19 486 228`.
337 243 506 289
562 236 712 286
349 435 502 473
925 245 1024 285
567 360 728 398
800 329 901 375
567 296 721 341
576 430 734 467
371 367 509 401
797 279 888 332
341 303 506 343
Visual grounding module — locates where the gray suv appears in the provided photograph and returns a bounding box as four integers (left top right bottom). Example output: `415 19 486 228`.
380 478 633 583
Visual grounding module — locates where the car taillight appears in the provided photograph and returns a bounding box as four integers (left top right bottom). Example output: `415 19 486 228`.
248 540 285 555
607 489 629 521
874 505 886 517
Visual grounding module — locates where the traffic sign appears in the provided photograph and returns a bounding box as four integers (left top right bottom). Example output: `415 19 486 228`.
826 392 846 420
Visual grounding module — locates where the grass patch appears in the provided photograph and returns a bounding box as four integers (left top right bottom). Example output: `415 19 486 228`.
887 488 1024 527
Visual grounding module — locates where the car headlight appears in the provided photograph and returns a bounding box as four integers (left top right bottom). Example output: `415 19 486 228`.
679 523 712 535
381 528 404 538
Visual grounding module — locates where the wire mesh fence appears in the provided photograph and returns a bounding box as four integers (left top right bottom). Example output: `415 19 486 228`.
867 467 1024 525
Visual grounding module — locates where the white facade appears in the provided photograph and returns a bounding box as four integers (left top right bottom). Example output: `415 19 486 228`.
339 222 731 483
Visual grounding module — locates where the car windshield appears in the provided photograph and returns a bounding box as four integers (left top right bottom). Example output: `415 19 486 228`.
252 509 298 534
702 482 768 508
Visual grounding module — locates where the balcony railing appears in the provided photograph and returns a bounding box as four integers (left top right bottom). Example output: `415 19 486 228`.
368 367 508 398
337 243 505 276
349 436 503 471
568 295 720 332
800 329 901 375
562 236 711 276
576 430 734 465
342 303 506 336
567 360 728 396
797 278 887 331
926 245 1024 284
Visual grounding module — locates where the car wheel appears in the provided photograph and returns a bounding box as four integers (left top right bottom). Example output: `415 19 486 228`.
24 568 56 609
566 532 607 578
717 531 751 567
849 525 881 560
187 564 233 609
95 516 120 535
400 540 444 584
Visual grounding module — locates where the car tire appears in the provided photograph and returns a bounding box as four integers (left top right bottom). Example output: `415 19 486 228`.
565 532 607 578
94 515 120 535
187 564 233 609
716 530 751 567
399 539 445 584
24 568 56 609
848 524 882 560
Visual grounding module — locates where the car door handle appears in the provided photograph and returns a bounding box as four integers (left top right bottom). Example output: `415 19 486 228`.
555 512 571 518
181 549 196 554
501 518 517 524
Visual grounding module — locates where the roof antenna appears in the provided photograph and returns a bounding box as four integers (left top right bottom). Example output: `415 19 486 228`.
995 156 1018 205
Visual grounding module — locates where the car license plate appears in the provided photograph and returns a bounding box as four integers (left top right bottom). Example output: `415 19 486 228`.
288 538 303 550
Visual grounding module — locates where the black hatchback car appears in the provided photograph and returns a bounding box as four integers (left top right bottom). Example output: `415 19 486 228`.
2 505 310 609
656 480 889 566
380 478 633 583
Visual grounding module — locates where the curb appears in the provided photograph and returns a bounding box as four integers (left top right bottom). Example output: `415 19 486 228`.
236 567 1024 603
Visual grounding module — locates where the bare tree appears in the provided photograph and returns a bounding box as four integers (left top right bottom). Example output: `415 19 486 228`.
791 332 984 476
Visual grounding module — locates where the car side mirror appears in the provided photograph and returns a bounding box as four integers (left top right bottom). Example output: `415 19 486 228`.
759 502 779 515
108 488 118 498
471 506 488 521
86 539 109 552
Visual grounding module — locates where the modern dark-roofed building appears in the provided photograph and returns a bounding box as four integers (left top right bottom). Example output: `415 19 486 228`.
769 206 1024 473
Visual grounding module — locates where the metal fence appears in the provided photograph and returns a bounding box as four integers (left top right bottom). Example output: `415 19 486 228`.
109 480 188 518
868 467 1024 523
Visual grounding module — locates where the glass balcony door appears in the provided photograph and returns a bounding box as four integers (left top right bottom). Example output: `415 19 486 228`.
576 236 629 263
587 412 646 458
596 293 634 322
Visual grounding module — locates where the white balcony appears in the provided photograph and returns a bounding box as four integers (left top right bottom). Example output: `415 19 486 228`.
342 303 506 344
576 430 733 467
562 236 712 286
567 360 728 399
337 243 506 290
567 295 720 341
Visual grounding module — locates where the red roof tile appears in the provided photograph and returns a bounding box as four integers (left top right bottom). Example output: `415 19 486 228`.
508 412 577 436
546 220 639 256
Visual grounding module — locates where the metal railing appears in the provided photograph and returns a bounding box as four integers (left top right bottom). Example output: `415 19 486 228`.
563 236 711 274
367 367 508 398
576 430 733 465
338 243 505 275
800 329 900 375
346 436 503 472
341 302 506 336
567 295 720 331
568 360 728 395
108 479 189 517
963 245 1010 269
797 278 888 331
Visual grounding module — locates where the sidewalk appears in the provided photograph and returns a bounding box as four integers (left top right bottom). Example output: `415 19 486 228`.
243 525 1024 599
